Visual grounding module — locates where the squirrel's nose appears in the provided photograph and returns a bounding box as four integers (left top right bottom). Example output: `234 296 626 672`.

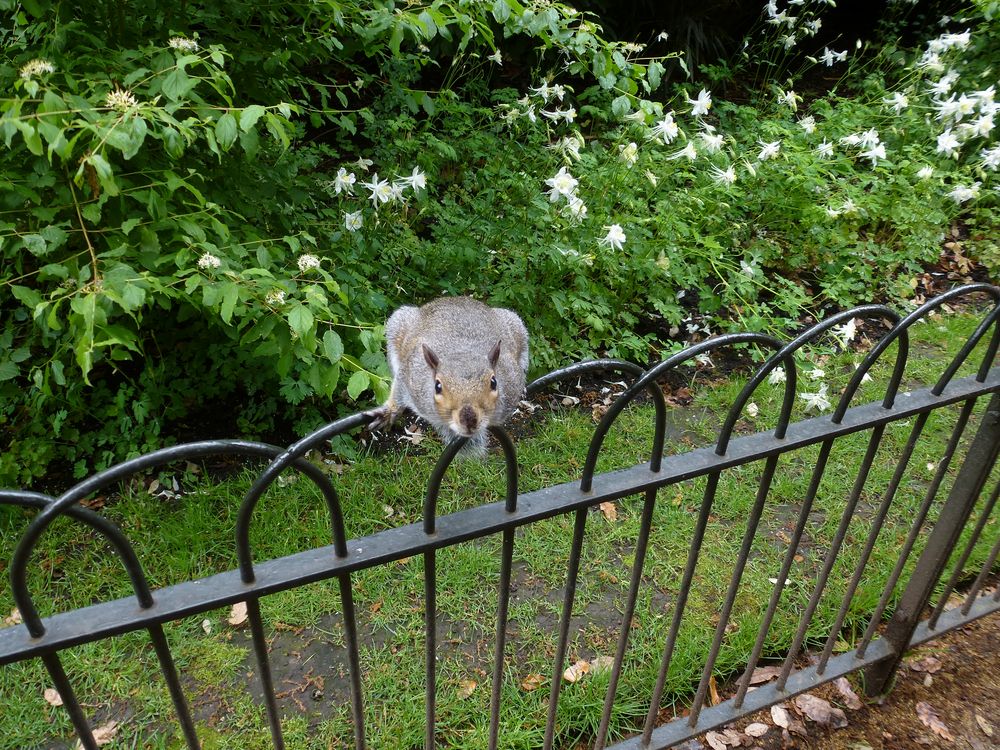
458 406 478 433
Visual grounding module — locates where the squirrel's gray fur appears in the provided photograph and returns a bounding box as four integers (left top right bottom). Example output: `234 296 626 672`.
368 297 529 453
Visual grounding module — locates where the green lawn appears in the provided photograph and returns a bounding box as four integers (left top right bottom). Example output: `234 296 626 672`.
1 307 998 749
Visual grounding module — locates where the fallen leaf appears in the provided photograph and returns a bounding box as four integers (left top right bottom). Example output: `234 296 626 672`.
4 607 22 626
745 723 769 738
456 680 477 700
794 693 848 728
975 712 994 737
771 704 791 728
227 601 249 627
909 655 942 673
43 688 63 706
709 675 722 706
563 659 590 683
747 665 783 685
383 504 395 518
599 502 618 522
91 720 119 746
705 730 728 750
561 395 580 406
915 701 954 741
833 676 863 710
521 673 545 691
369 600 383 614
201 618 213 635
591 655 615 673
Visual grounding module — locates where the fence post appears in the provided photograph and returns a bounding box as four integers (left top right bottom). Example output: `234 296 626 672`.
864 392 1000 696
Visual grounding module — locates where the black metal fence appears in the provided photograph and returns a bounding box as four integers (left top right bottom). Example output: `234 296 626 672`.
2 284 999 750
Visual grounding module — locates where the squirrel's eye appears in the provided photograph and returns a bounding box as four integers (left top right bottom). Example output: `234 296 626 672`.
434 379 443 395
490 376 497 391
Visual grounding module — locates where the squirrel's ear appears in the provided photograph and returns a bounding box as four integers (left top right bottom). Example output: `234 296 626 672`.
488 339 502 368
422 344 440 370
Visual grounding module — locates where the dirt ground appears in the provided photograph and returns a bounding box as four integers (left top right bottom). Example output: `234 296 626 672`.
688 611 1000 750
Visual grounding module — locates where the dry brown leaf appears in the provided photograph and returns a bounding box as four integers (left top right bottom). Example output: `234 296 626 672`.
43 688 63 707
227 601 249 627
975 712 994 737
91 720 119 746
4 607 22 626
521 673 545 692
771 704 791 729
369 600 383 614
201 618 213 635
599 502 618 522
591 655 615 673
915 701 954 741
833 676 863 710
794 693 848 728
704 730 728 750
456 680 477 700
563 659 590 683
747 665 783 685
745 722 769 738
709 675 722 706
721 728 742 746
909 655 942 673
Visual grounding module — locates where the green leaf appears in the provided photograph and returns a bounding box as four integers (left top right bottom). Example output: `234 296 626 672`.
121 217 141 236
647 60 665 90
323 329 344 364
239 104 266 132
288 304 314 338
492 0 511 23
421 93 436 117
121 283 146 312
215 113 238 150
21 123 43 155
161 68 195 101
50 360 65 386
220 282 240 324
347 370 369 400
0 361 18 382
22 233 46 256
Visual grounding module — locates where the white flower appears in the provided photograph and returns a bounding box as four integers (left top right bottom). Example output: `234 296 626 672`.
388 181 406 202
619 141 639 166
981 145 1000 171
363 173 393 206
757 140 781 161
168 36 199 52
778 89 801 111
800 383 831 412
740 259 757 276
548 133 583 161
649 112 680 144
401 166 427 191
947 182 980 204
644 169 658 186
820 47 848 66
859 142 887 166
826 206 841 218
799 115 817 134
668 142 698 161
858 128 881 149
709 164 737 186
929 71 959 97
598 224 627 251
842 198 858 214
354 157 374 172
551 84 566 101
975 86 996 110
566 195 588 223
884 92 909 113
197 253 221 270
334 168 356 195
781 34 797 50
105 87 138 111
19 59 55 79
544 166 579 202
816 140 834 158
688 88 712 117
345 210 363 232
917 165 935 179
919 50 944 73
768 366 786 385
488 49 503 65
808 367 825 380
543 107 577 124
968 114 995 139
656 31 669 42
530 81 553 101
265 289 286 305
297 254 321 272
833 318 858 346
805 19 822 35
700 130 724 153
936 129 961 158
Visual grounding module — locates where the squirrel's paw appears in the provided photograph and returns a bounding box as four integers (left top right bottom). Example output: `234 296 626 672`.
363 404 397 433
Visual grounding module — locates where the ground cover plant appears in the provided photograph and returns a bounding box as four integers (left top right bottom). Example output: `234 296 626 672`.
2 0 999 485
0 305 997 748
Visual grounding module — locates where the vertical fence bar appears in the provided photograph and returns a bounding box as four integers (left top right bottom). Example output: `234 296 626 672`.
641 472 720 745
424 549 437 750
864 393 1000 695
857 400 977 656
40 652 98 750
147 623 201 749
688 455 778 727
961 531 1000 613
594 488 658 750
488 526 515 750
542 507 588 750
927 479 1000 628
776 427 884 691
336 573 366 750
246 597 284 750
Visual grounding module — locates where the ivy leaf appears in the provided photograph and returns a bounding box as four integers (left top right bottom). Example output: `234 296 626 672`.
215 113 238 150
346 370 369 400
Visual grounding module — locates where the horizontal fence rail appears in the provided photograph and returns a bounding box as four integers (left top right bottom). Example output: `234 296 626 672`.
2 284 999 750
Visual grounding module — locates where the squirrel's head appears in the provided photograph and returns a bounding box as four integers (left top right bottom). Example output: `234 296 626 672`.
422 340 502 439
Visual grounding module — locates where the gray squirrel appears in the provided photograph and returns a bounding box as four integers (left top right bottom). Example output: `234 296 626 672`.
367 297 529 452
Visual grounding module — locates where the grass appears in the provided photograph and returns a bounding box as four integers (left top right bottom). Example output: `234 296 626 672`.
0 305 998 749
